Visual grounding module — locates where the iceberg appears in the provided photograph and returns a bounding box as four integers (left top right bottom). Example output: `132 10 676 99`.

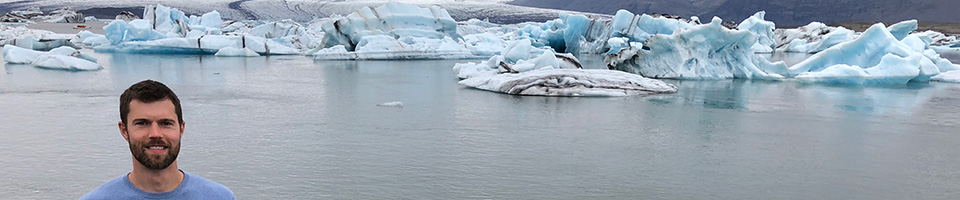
96 35 299 55
319 2 461 50
72 30 109 47
602 14 958 85
887 20 917 41
0 7 84 23
609 17 787 79
737 11 776 53
454 39 676 97
459 69 678 97
95 4 300 56
115 11 140 22
775 22 855 53
3 45 102 71
0 25 76 51
243 19 323 50
453 39 581 79
313 2 485 60
787 23 955 84
515 9 695 54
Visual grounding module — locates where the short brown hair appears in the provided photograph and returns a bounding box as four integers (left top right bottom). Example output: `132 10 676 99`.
119 80 182 125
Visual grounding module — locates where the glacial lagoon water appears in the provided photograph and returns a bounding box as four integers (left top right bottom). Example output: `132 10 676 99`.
2 50 960 199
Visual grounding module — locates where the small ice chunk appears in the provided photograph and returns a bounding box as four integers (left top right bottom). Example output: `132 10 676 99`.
377 101 404 107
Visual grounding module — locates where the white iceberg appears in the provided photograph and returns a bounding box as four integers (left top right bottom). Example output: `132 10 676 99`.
3 45 102 71
459 69 678 97
72 30 110 47
454 39 675 97
453 39 581 79
0 25 76 51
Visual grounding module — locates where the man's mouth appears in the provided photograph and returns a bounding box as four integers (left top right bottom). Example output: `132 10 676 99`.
146 145 168 153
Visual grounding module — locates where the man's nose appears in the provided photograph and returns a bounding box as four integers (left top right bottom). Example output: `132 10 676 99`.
148 123 163 138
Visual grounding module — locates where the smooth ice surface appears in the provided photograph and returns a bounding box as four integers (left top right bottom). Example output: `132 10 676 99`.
458 69 677 96
215 47 259 57
932 70 960 83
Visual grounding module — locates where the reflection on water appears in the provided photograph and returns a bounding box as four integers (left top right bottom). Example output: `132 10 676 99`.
655 79 944 116
1 52 960 199
758 52 814 67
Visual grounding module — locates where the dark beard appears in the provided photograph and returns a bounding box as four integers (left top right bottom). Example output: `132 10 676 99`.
129 139 180 170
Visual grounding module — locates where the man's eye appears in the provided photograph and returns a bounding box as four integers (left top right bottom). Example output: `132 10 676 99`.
161 122 175 126
134 122 147 126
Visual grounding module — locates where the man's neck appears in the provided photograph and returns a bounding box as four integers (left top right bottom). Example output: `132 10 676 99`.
128 161 184 193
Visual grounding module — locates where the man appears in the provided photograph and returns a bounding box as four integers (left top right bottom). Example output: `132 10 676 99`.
81 80 235 200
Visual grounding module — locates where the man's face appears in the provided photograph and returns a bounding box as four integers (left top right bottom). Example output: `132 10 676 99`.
120 99 183 170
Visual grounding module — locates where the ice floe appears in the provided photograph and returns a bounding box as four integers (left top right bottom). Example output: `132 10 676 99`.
3 45 102 71
454 39 676 96
459 69 678 97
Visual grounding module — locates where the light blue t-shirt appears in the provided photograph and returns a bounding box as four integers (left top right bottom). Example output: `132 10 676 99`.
80 170 235 200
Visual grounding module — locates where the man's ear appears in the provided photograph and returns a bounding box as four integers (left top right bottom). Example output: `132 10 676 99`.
118 121 129 141
179 121 185 137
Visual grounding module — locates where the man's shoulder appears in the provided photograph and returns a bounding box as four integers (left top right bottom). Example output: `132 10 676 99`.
182 171 235 199
79 174 136 200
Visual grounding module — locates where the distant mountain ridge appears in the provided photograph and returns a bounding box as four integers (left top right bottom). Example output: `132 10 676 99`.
508 0 960 26
0 0 605 24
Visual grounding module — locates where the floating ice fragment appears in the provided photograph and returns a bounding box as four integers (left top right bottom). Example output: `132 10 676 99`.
459 69 677 97
377 101 404 107
3 45 102 71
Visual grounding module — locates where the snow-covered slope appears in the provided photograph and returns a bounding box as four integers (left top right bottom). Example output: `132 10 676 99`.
0 0 608 24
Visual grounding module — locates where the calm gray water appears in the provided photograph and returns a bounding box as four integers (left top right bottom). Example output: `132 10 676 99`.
2 50 960 199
